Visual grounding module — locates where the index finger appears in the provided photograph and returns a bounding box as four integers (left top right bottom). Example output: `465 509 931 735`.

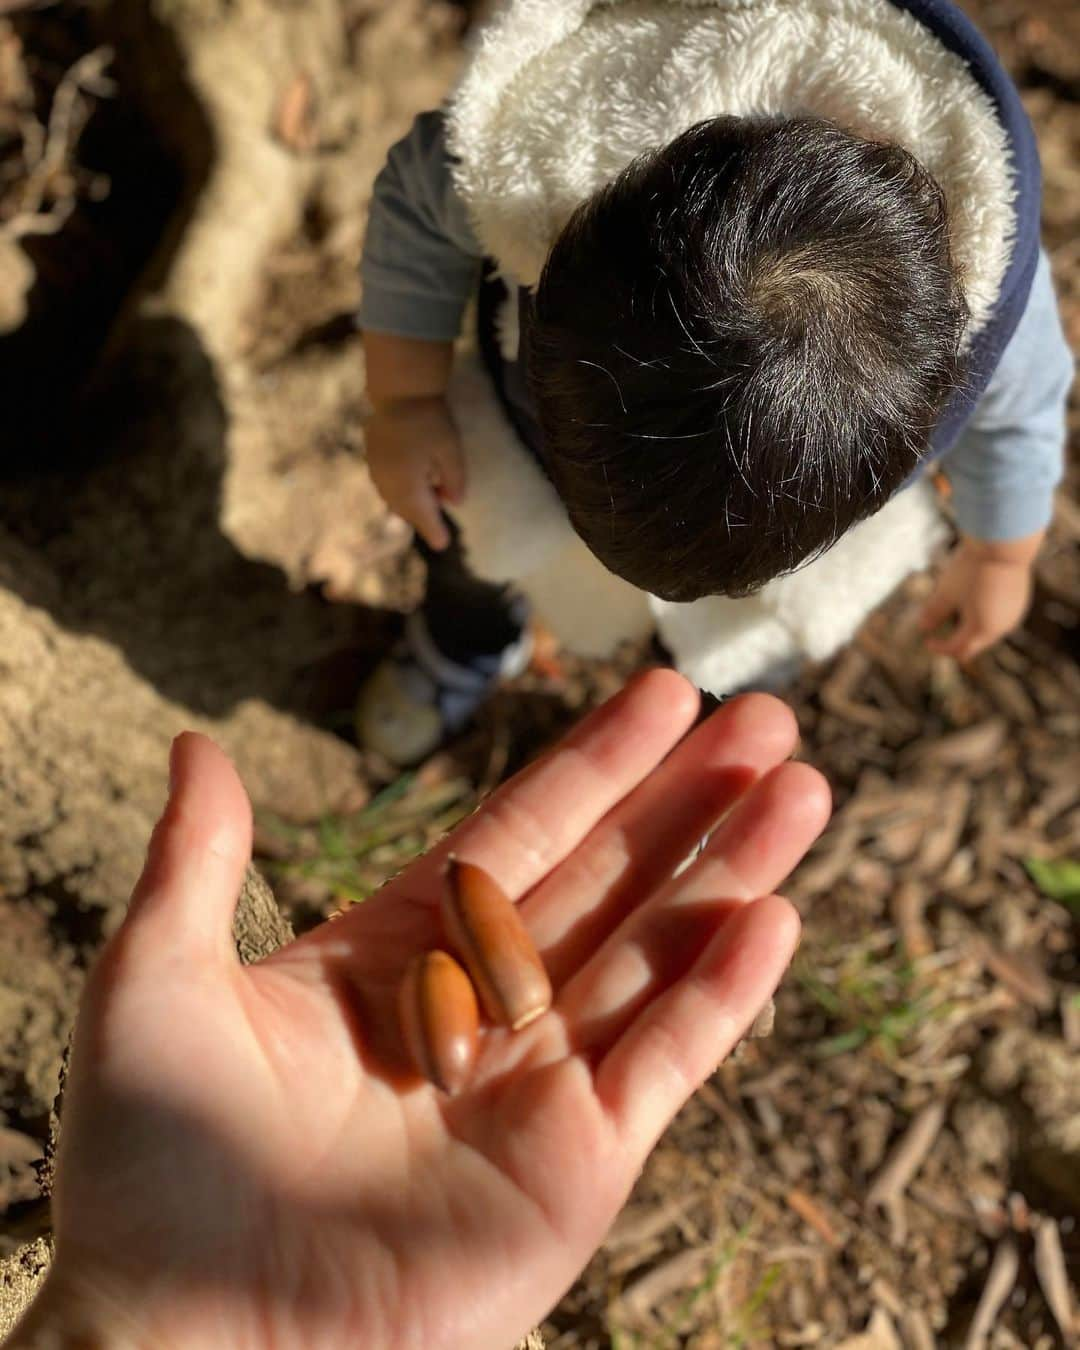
404 488 451 551
377 669 701 909
433 435 467 505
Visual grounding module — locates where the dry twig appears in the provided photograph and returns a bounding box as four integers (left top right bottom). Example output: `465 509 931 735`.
1 45 113 239
916 780 972 873
972 939 1055 1012
612 1246 713 1321
786 1189 843 1248
892 880 933 958
964 1237 1019 1350
900 1307 937 1350
1033 1215 1076 1341
867 1102 946 1246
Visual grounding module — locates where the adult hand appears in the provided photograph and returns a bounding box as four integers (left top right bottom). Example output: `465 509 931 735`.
9 671 829 1350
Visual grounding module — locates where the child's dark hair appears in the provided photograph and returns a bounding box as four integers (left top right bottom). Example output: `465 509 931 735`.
526 115 968 602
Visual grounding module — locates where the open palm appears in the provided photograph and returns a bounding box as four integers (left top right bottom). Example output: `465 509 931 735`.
38 672 829 1350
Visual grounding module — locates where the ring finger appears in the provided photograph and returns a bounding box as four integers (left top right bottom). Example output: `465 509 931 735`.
555 761 830 1054
522 693 800 988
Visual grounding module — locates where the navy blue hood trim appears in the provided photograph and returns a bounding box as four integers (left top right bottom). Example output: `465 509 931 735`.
892 0 1042 455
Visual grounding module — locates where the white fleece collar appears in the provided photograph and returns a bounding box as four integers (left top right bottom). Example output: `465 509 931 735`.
446 0 1016 342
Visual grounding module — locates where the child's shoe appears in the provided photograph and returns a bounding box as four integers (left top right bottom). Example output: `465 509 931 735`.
356 611 532 765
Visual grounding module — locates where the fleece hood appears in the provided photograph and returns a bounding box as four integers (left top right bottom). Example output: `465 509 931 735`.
442 0 1041 688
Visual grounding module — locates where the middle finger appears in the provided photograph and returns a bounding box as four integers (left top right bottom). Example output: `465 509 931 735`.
522 693 800 987
555 760 830 1053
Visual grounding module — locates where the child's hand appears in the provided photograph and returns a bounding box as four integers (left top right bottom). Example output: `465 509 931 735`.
365 395 466 551
919 530 1045 662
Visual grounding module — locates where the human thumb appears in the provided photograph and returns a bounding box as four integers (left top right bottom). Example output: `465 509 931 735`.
124 732 253 961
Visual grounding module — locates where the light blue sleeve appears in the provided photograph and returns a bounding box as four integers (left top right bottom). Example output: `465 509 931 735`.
943 249 1075 540
358 109 484 342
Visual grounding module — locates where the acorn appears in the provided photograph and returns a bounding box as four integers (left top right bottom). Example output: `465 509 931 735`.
442 858 553 1031
398 950 479 1095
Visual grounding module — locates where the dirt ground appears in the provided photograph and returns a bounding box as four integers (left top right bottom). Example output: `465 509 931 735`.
0 0 1076 1345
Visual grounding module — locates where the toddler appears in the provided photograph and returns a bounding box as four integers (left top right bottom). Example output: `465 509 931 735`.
357 0 1074 763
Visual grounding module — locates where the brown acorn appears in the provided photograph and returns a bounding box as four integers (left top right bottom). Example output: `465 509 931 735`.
398 950 479 1095
442 858 553 1031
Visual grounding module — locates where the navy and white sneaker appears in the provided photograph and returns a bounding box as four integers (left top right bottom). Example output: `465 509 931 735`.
356 611 533 765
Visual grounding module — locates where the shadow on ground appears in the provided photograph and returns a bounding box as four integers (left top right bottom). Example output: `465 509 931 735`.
0 316 396 726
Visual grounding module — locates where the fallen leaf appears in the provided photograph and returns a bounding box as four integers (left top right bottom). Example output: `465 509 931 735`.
1026 856 1080 912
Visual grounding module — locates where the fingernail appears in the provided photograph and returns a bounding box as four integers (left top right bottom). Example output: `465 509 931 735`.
442 859 552 1030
